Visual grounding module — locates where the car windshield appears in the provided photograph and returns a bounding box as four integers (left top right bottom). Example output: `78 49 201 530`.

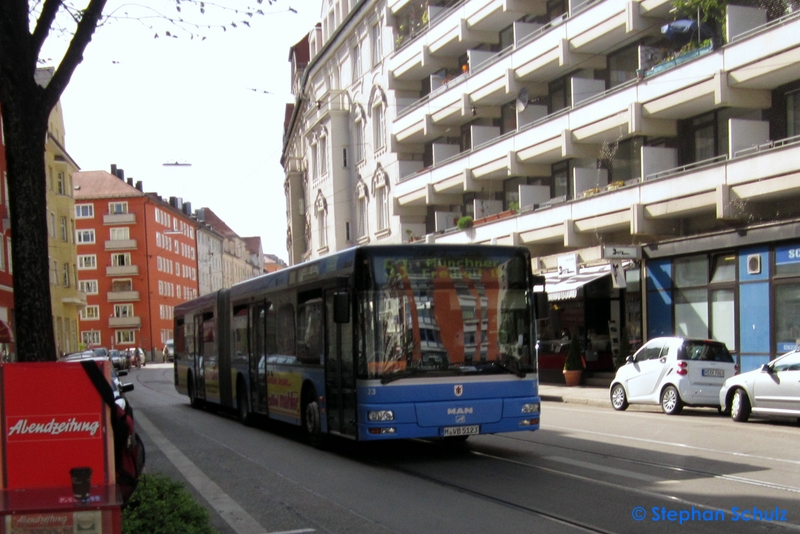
680 341 734 362
360 252 534 380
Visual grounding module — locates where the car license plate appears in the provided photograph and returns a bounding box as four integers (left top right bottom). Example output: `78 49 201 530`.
443 425 479 437
702 368 724 377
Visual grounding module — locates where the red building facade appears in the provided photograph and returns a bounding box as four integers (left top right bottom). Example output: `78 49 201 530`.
73 170 198 356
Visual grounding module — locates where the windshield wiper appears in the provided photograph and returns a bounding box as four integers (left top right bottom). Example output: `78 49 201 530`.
380 368 425 384
493 359 526 378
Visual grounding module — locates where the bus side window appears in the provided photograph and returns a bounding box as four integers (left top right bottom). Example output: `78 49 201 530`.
276 303 296 357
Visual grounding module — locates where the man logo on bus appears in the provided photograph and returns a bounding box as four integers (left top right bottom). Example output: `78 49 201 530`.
454 385 463 397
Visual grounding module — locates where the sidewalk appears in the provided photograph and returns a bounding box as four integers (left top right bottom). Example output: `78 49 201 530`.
539 383 611 409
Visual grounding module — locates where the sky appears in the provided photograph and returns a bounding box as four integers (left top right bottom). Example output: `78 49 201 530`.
43 0 323 263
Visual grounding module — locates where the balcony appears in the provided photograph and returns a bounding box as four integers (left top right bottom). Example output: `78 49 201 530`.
109 316 142 328
107 290 140 302
103 213 136 225
104 239 137 251
106 265 138 276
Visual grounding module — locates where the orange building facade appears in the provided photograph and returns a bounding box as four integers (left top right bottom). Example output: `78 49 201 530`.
73 170 198 356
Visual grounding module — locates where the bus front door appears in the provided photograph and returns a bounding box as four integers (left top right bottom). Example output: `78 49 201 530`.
325 291 356 438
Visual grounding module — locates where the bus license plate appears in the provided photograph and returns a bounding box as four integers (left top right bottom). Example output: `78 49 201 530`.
702 368 724 377
443 425 479 437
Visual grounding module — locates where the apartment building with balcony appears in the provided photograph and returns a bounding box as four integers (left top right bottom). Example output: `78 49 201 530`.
195 208 265 291
283 0 800 375
0 68 86 359
44 89 86 356
73 169 199 354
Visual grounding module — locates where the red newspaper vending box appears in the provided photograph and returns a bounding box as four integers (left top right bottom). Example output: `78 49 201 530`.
0 362 122 533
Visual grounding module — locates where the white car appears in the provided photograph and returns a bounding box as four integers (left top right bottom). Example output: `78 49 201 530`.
719 348 800 422
610 337 737 415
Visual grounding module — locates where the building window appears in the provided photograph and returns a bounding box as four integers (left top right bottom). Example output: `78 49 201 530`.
373 103 385 151
62 264 70 287
79 280 98 294
355 117 364 162
115 330 136 345
114 304 134 318
80 305 100 321
76 229 95 244
78 255 97 270
48 212 55 238
110 227 130 240
352 42 362 83
81 331 101 346
319 135 328 176
75 204 94 218
51 259 58 285
109 202 128 214
112 279 133 292
57 172 66 195
357 182 369 239
371 23 382 66
111 253 131 266
375 181 389 231
60 217 68 242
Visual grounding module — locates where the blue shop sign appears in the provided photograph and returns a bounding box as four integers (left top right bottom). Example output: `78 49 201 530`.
775 245 800 265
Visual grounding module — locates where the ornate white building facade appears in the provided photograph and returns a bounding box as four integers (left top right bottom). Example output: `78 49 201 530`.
283 0 800 374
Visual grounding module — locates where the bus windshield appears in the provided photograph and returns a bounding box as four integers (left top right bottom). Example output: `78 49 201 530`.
360 252 534 381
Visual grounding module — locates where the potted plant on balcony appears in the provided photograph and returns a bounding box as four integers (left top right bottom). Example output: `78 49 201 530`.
563 334 584 387
457 216 473 230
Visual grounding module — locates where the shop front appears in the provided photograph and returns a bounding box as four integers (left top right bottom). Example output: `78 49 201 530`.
643 220 800 373
536 248 640 383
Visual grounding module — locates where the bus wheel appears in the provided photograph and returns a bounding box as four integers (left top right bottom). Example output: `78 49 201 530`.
237 382 253 426
303 394 324 448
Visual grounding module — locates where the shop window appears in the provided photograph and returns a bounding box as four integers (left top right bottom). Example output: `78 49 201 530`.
775 283 800 350
674 255 708 287
710 253 736 283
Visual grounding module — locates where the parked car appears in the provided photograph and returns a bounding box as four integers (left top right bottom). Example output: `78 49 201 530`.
108 349 128 371
58 351 134 397
719 348 800 422
610 337 737 415
162 339 174 362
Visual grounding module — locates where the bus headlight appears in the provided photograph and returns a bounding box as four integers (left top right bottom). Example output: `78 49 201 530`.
521 403 540 414
368 410 394 421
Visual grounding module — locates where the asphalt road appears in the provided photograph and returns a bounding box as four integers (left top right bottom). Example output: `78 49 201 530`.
125 364 800 533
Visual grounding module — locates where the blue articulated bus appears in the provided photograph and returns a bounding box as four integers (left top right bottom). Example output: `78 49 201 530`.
174 244 543 443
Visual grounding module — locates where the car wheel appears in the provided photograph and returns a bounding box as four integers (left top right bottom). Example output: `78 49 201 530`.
610 383 629 411
237 382 253 426
661 385 683 415
731 388 751 422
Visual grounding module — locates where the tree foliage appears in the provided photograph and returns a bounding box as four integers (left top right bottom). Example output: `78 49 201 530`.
0 0 289 361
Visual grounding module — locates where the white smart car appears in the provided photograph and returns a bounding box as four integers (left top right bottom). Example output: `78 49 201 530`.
610 337 737 415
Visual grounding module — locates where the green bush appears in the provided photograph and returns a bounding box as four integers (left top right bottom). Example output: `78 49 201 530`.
457 216 473 230
122 474 217 534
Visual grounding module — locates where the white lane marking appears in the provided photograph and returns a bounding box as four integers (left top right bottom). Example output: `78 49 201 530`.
545 456 661 482
545 424 800 467
136 412 268 534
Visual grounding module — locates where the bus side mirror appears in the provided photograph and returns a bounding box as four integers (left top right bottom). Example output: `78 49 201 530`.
333 292 350 324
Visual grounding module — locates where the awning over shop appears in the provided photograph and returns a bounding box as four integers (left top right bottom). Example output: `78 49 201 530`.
0 319 14 343
543 262 629 301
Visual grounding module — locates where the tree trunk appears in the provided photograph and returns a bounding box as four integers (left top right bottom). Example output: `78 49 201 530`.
3 93 57 362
